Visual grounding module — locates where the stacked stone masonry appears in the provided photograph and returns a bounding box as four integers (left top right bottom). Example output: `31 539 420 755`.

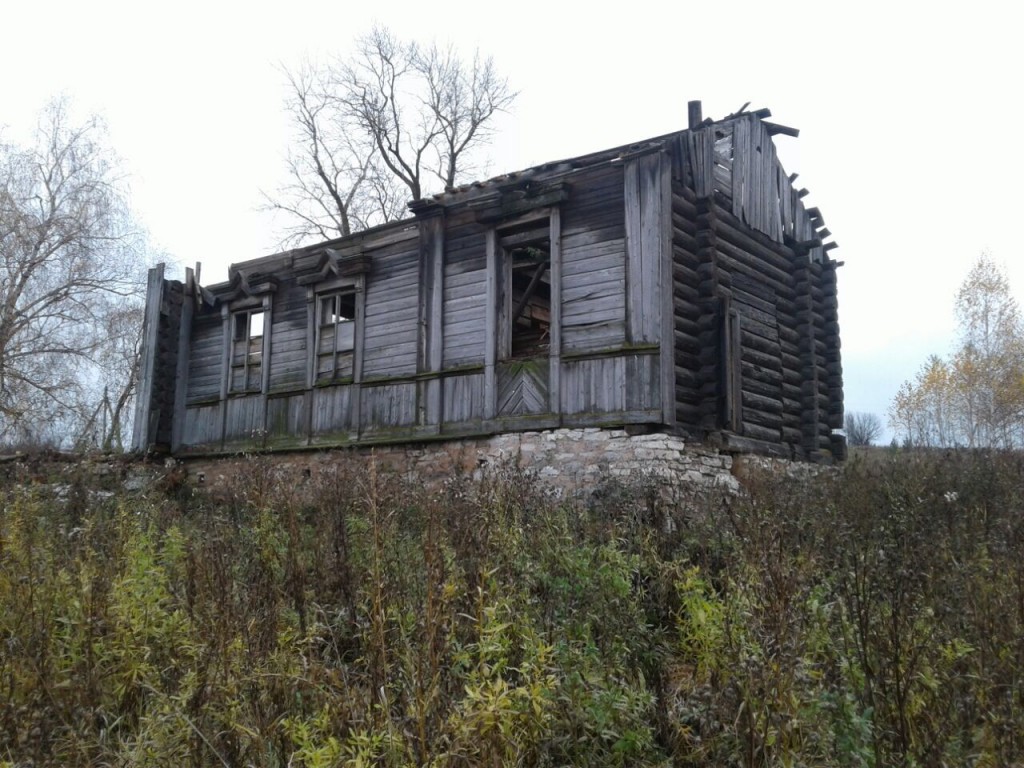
183 427 746 501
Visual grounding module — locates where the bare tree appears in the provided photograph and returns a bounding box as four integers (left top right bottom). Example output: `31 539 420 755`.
74 303 145 451
268 26 516 245
264 63 406 246
845 411 884 447
0 99 146 448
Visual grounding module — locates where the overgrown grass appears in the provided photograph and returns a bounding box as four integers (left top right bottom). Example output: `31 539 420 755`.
1 450 1022 766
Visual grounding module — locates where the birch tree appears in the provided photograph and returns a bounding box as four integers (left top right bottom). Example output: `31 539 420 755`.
0 99 146 447
890 254 1024 447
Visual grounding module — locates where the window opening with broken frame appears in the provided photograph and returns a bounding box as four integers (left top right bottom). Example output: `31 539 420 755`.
230 308 265 393
498 221 552 359
315 290 356 381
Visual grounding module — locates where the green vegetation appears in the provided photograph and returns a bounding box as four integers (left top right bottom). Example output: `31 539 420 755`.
2 451 1023 766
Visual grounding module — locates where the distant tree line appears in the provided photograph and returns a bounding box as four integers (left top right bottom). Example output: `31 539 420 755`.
890 253 1024 448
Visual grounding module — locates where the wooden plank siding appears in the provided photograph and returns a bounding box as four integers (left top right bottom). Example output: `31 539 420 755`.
185 313 223 403
362 239 421 378
624 151 672 426
138 111 841 462
442 223 488 368
560 164 627 354
267 280 309 393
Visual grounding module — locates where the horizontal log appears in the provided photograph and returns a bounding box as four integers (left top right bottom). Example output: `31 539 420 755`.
675 400 701 420
674 312 701 337
743 390 784 414
740 421 783 443
781 376 804 395
674 337 701 359
740 316 780 344
713 240 794 300
713 202 800 261
671 209 700 234
672 261 701 286
781 426 803 443
742 344 784 371
741 380 783 409
672 183 698 205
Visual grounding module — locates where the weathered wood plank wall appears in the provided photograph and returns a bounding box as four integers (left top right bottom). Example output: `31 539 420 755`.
155 112 839 461
362 240 420 378
442 221 487 368
267 281 308 393
560 165 626 353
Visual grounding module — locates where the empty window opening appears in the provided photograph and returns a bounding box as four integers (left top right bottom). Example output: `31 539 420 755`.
230 309 265 393
509 243 551 358
498 220 551 360
316 291 356 381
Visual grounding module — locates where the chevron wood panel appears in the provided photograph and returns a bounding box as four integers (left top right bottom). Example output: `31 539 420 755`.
497 362 549 416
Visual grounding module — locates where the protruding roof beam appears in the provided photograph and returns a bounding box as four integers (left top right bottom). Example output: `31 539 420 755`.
764 121 800 138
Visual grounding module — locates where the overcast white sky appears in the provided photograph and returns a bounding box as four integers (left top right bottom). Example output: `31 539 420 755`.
3 0 1020 435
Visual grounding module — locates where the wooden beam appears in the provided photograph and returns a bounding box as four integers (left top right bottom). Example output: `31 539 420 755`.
131 263 165 452
764 121 800 138
688 100 703 129
548 207 562 421
510 262 548 325
484 228 497 418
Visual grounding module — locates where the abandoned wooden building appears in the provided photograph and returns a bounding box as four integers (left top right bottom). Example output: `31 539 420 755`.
133 103 844 463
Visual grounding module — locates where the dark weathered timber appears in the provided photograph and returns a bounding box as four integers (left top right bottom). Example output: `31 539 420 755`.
132 264 166 452
688 100 703 129
133 106 842 463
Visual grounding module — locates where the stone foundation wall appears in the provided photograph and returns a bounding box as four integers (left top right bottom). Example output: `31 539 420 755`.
182 427 744 503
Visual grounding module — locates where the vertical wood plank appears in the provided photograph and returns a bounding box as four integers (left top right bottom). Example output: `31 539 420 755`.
130 263 165 452
218 304 231 450
639 156 657 342
656 152 676 426
624 159 642 342
303 288 315 444
353 275 367 435
171 268 194 452
484 228 497 418
259 296 272 436
548 207 562 422
420 213 445 426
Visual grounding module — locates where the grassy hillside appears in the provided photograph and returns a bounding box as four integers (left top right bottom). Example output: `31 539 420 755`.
1 450 1022 766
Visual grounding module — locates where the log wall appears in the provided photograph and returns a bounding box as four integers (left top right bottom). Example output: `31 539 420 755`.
669 113 843 460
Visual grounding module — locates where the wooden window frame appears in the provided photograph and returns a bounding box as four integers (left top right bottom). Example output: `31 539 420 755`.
495 219 553 361
306 275 364 388
484 207 562 419
226 303 269 395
